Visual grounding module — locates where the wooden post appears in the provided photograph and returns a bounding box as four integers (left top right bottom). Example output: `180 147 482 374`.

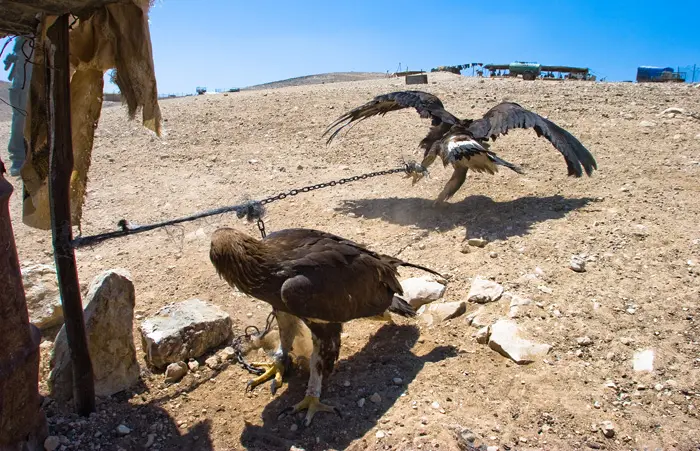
0 166 48 449
46 14 95 416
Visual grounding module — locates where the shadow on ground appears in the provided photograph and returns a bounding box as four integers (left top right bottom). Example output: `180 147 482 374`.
336 195 596 239
44 390 215 451
240 324 457 451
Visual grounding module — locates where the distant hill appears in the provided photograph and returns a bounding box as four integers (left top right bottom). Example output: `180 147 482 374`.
244 72 386 91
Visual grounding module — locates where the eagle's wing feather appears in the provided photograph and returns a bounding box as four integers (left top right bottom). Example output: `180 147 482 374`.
268 229 402 323
323 90 459 145
466 102 597 177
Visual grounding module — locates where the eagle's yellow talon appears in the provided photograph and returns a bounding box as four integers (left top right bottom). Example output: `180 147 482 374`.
278 395 340 426
246 362 285 393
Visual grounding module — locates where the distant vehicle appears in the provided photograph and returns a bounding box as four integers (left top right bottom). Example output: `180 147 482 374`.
636 66 685 83
228 87 240 93
196 86 207 95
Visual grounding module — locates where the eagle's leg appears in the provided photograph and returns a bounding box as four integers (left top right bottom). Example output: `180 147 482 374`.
278 322 342 426
247 311 300 394
434 166 468 206
367 311 395 324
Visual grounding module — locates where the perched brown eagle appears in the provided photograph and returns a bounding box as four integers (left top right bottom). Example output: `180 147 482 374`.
209 227 440 425
323 90 597 204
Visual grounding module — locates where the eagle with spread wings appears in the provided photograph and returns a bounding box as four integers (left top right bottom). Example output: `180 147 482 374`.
323 90 597 204
210 227 440 426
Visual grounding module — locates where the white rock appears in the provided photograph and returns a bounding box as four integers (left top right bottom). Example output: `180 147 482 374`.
577 336 593 347
487 446 499 451
418 301 466 325
473 326 490 344
188 360 200 371
398 276 446 309
488 320 552 364
465 306 493 328
49 269 139 401
357 398 366 408
116 424 131 436
659 107 685 116
654 383 664 391
538 285 553 294
370 393 382 404
467 277 504 304
695 133 700 140
375 430 386 439
467 238 488 248
431 401 440 409
218 346 236 361
506 293 532 318
599 420 615 438
205 355 221 369
633 349 654 372
165 361 188 383
639 120 656 127
22 263 83 330
44 435 60 451
139 298 232 368
570 255 587 272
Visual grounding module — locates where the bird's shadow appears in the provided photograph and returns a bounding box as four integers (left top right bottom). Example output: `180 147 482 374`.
336 194 596 239
240 324 457 451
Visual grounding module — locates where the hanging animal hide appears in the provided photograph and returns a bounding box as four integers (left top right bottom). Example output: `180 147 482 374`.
21 0 161 230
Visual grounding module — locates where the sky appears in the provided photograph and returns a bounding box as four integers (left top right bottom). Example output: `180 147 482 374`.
2 0 699 94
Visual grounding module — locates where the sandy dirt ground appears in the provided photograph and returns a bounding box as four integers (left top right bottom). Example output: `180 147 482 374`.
1 72 699 451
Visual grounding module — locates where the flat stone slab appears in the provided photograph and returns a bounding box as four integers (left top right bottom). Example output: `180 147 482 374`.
488 319 552 364
140 298 232 369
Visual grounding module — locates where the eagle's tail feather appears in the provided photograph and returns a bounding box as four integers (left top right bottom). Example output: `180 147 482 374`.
489 153 525 174
388 296 416 318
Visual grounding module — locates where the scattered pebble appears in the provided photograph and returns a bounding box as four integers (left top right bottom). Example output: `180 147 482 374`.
570 255 587 272
290 424 298 432
165 361 188 383
654 383 664 391
577 336 593 347
370 393 382 404
392 377 403 385
468 238 488 248
376 430 386 439
205 355 221 369
593 400 601 409
600 420 615 438
431 401 440 409
633 349 655 372
467 277 504 303
343 380 351 387
188 360 200 371
116 424 131 436
638 120 656 127
357 398 366 408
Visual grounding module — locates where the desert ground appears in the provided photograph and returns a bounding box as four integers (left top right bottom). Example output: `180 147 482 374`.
2 72 700 451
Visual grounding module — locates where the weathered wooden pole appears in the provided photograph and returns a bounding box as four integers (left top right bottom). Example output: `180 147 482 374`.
0 165 47 448
46 14 95 416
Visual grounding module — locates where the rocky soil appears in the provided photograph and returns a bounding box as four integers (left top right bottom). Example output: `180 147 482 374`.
2 72 700 450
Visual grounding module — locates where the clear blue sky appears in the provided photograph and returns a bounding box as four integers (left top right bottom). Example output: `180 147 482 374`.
2 0 699 93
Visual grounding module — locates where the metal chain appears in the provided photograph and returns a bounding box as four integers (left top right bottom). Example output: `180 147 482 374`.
258 166 412 207
251 164 423 239
232 311 277 375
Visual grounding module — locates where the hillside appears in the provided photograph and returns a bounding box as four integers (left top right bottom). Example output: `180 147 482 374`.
244 71 387 90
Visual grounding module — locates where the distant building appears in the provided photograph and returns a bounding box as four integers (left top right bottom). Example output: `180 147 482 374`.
636 66 685 83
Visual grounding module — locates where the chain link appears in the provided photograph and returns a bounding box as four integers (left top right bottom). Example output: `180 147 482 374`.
258 166 411 207
250 164 422 240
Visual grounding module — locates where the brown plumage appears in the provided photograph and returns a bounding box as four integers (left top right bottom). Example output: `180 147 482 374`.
324 90 597 204
209 227 440 425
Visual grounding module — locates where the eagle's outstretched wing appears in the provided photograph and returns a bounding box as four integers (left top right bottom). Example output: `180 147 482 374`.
466 102 597 177
323 90 459 145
